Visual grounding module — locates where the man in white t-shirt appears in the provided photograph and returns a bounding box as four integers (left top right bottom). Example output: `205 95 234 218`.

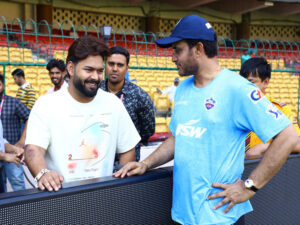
46 59 68 94
25 36 141 192
156 77 180 102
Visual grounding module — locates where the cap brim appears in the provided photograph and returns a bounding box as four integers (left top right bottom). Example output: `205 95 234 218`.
155 37 182 48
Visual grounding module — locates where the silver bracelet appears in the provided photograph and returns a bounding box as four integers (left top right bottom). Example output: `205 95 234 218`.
34 169 50 183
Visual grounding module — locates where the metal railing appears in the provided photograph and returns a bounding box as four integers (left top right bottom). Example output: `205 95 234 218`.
0 17 300 121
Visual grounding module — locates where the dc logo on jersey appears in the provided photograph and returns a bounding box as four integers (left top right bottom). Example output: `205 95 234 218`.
205 97 216 110
248 89 263 104
266 104 283 120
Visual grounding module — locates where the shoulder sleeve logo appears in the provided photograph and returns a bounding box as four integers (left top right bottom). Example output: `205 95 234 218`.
266 104 283 120
248 89 263 104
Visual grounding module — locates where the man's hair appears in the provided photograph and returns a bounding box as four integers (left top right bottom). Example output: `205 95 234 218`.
46 59 66 72
110 46 130 65
67 36 110 64
240 57 271 81
185 34 218 58
0 74 3 84
12 68 25 78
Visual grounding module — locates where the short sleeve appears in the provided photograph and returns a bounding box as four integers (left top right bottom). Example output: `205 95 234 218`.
281 105 294 122
26 88 37 110
25 97 50 149
3 138 8 144
116 100 141 153
233 84 291 143
15 98 30 121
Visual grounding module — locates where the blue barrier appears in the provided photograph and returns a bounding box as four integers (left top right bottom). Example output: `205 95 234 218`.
0 154 299 224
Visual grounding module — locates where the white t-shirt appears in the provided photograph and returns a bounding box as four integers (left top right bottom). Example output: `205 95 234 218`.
162 85 177 102
25 88 141 182
46 81 69 94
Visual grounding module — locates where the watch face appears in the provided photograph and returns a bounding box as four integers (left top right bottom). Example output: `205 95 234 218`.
245 179 254 188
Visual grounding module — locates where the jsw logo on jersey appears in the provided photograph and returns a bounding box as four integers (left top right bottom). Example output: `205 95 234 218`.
176 119 207 138
266 104 283 120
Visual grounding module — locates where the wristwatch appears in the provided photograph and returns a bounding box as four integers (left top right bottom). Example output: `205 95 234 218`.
245 178 259 192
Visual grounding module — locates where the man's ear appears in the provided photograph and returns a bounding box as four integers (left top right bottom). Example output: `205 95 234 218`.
262 77 270 90
195 42 205 57
67 61 74 78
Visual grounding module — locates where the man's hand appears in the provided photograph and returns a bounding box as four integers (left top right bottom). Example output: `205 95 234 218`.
4 153 21 166
12 145 25 164
5 143 25 164
156 87 162 94
15 141 24 149
207 178 255 213
113 161 148 178
37 170 64 192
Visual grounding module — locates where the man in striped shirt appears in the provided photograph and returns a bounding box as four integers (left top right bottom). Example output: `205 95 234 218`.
12 68 37 110
10 69 36 190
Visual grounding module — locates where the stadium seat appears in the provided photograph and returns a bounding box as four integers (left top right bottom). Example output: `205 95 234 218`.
155 117 168 133
155 95 170 112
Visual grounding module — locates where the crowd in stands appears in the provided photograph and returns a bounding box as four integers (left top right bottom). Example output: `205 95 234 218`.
0 14 300 225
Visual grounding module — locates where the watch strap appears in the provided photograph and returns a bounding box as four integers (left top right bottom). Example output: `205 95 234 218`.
249 185 259 192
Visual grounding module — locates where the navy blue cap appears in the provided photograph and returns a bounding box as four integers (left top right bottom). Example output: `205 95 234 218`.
155 15 216 48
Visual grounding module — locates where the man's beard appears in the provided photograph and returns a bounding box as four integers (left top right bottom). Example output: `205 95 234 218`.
73 71 100 98
51 77 62 86
178 63 198 77
177 51 199 77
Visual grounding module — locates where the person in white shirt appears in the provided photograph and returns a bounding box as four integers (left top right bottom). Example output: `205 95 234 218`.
25 36 141 192
46 59 68 94
156 77 180 102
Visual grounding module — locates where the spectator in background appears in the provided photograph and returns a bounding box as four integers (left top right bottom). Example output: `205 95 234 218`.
240 57 300 157
241 49 256 65
11 68 36 110
0 74 29 192
46 59 68 94
0 120 25 193
114 14 298 225
25 36 140 192
156 77 180 102
100 46 155 164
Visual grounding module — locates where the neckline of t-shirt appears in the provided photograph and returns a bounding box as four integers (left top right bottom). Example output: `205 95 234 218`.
64 87 99 106
191 68 226 92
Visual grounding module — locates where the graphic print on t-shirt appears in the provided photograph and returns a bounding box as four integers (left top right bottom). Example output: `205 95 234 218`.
67 116 111 180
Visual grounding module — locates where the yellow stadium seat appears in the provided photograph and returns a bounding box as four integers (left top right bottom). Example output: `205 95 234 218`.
155 117 168 133
148 87 157 99
155 95 170 111
142 87 150 93
149 81 160 89
147 77 156 82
